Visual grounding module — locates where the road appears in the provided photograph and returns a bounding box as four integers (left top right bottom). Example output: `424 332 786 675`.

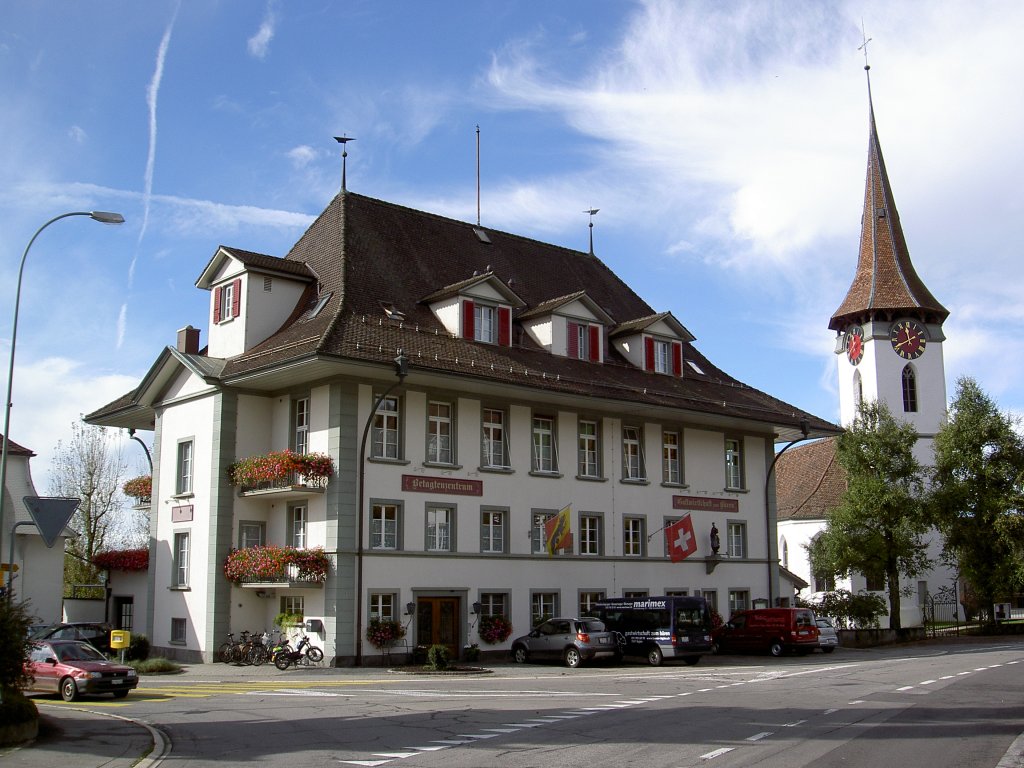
37 639 1024 767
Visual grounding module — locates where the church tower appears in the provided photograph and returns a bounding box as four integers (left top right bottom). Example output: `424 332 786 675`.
829 63 949 456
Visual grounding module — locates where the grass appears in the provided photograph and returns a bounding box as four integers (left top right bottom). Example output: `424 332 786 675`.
128 657 182 674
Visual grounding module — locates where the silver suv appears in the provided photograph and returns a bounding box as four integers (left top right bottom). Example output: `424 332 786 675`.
511 617 622 668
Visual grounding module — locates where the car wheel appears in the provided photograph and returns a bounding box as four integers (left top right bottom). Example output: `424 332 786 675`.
563 647 582 668
647 646 664 667
769 640 784 657
512 645 528 664
60 677 79 702
112 690 130 699
822 646 835 654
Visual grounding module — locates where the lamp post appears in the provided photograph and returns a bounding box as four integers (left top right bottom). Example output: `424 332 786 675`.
354 350 408 666
127 428 153 475
0 211 125 585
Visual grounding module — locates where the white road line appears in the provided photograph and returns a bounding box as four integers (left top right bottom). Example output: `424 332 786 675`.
782 720 806 727
896 685 915 691
458 733 498 739
339 760 391 767
430 740 473 745
481 728 521 733
747 732 773 741
405 746 448 751
920 679 937 685
371 752 418 759
823 709 838 715
701 747 734 759
848 700 865 704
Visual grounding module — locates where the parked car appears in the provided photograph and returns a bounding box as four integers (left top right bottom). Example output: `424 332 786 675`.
31 622 114 655
25 640 138 701
511 617 622 668
815 616 840 653
712 608 819 657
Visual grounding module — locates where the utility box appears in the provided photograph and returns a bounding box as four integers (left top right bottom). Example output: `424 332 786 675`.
110 630 130 649
305 619 323 633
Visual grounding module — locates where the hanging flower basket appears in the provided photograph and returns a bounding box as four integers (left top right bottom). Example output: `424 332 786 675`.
122 475 152 502
478 614 513 645
223 545 331 584
92 548 149 572
366 618 406 649
228 450 334 491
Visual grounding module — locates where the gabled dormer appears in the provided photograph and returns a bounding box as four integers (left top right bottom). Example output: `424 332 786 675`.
610 312 696 377
196 247 316 358
422 272 525 347
519 291 615 363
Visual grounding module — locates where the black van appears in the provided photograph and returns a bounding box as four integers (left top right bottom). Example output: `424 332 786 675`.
593 596 713 666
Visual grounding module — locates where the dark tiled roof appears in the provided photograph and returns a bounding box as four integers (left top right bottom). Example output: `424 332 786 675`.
92 192 838 439
830 89 948 330
0 434 34 456
776 438 847 520
219 247 316 279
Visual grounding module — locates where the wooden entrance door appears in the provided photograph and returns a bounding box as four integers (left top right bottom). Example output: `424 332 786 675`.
415 597 460 658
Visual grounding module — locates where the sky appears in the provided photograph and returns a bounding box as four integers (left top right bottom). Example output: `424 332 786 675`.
1 0 1022 488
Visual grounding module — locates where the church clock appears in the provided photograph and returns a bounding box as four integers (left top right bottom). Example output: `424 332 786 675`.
890 319 927 360
844 325 864 365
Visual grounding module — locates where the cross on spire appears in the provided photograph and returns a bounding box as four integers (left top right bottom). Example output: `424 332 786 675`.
858 20 872 71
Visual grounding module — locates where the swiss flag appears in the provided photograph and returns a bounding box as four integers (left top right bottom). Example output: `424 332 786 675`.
666 514 698 562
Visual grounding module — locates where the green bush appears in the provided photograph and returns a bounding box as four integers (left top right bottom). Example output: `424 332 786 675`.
0 688 37 725
425 644 451 671
0 597 34 695
129 657 181 674
803 589 887 629
126 633 151 661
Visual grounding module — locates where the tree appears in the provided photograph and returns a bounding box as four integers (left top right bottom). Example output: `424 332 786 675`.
48 422 127 592
808 400 932 629
928 377 1024 625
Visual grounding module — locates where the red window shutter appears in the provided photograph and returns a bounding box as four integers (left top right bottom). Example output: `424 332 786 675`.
498 306 511 346
462 300 475 339
567 322 579 358
644 336 655 371
213 286 222 324
231 278 242 318
672 342 683 377
588 325 600 362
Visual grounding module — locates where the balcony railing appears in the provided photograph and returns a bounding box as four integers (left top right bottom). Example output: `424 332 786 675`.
224 545 330 587
236 471 330 495
228 450 334 496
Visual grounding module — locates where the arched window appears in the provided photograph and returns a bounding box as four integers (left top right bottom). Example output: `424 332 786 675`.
853 370 863 410
902 365 918 413
779 536 789 568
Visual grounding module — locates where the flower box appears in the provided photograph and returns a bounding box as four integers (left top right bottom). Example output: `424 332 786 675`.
224 546 330 585
228 450 334 493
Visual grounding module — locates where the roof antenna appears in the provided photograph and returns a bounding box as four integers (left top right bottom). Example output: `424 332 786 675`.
584 208 599 255
476 125 481 226
334 135 356 192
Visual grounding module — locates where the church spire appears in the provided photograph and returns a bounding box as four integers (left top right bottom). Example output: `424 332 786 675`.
829 63 948 332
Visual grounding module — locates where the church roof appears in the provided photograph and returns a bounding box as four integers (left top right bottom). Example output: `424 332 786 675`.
775 437 847 521
829 71 949 331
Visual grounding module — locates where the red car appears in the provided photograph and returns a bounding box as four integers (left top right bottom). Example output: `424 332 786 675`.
25 640 138 701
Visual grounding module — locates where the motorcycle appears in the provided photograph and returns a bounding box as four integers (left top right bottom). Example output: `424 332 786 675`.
273 633 325 670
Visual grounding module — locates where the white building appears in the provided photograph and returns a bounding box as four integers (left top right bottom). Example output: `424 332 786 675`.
87 190 837 664
776 71 957 626
1 434 74 624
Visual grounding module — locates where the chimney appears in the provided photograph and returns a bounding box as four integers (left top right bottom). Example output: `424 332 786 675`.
177 325 200 354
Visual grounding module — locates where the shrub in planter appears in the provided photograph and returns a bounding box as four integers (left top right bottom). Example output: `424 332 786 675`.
478 614 513 645
126 634 151 662
425 644 451 671
462 643 480 662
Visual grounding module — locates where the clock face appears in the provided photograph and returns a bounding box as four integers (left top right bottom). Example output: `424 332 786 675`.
845 325 864 365
890 319 927 360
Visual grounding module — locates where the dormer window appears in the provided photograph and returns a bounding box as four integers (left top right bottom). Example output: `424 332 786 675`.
213 278 242 324
475 304 497 343
567 321 601 362
644 336 682 376
462 299 511 346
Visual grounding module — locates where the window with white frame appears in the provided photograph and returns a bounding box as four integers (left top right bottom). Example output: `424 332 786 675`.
369 592 396 622
579 591 605 617
280 595 304 618
474 303 497 343
623 517 645 556
170 618 187 643
663 430 681 484
622 426 645 480
653 339 672 373
289 504 307 549
480 508 506 554
426 505 453 552
216 281 236 323
531 592 558 625
700 589 718 613
574 323 589 359
427 401 453 464
727 521 746 558
530 511 555 554
724 437 744 489
481 408 509 469
479 592 508 618
173 531 190 587
531 415 557 473
294 397 310 454
577 419 600 478
371 503 400 550
728 589 750 615
239 521 265 549
371 395 401 459
176 439 193 495
579 514 602 556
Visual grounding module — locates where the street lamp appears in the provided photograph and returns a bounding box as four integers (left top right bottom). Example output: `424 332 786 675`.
0 211 125 583
354 350 408 666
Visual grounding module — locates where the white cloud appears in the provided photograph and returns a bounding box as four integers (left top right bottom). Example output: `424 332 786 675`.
287 145 317 169
68 125 86 144
248 3 278 60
